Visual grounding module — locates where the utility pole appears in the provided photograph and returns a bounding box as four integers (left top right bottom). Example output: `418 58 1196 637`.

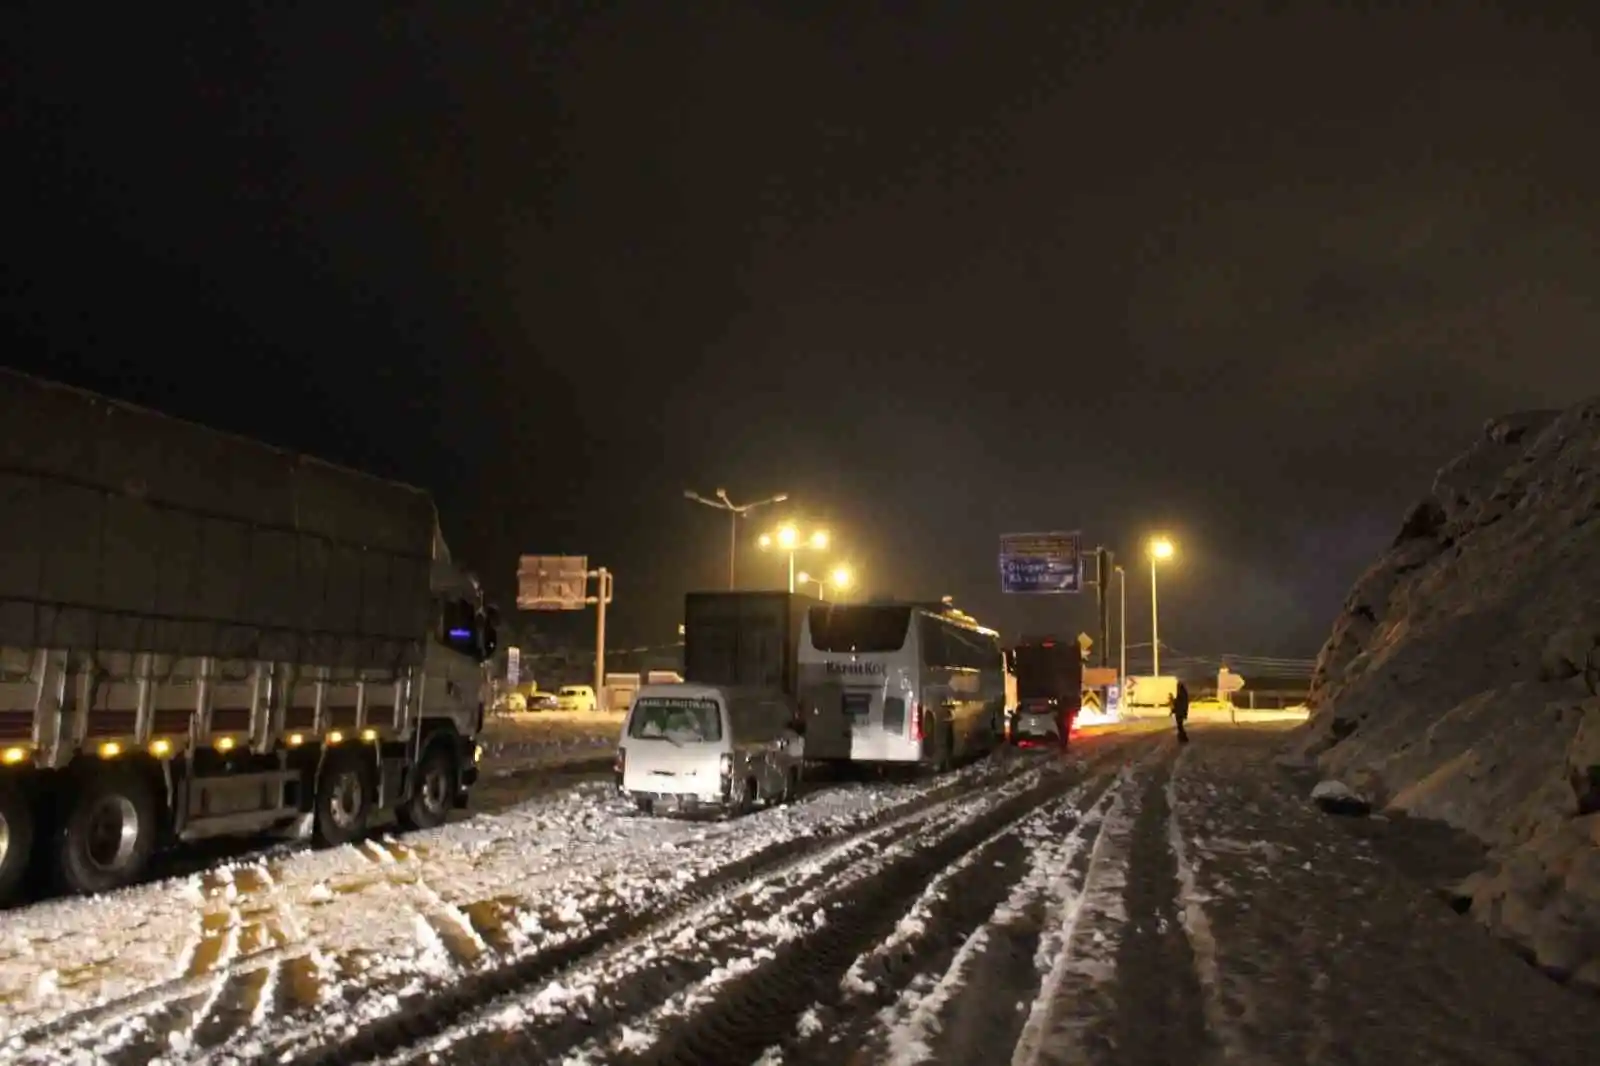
1095 547 1112 667
589 567 612 707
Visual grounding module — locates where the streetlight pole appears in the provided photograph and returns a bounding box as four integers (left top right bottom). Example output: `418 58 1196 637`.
759 524 829 594
1148 537 1174 676
1115 564 1126 688
684 488 788 590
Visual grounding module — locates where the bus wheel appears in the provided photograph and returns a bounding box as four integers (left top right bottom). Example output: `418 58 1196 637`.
54 767 159 896
0 781 35 906
397 741 456 832
313 749 372 847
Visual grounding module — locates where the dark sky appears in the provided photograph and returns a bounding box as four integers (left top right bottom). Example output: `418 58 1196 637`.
5 2 1599 665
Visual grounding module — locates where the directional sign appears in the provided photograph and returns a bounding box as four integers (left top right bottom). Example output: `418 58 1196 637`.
999 531 1083 594
517 554 590 610
1217 668 1246 694
1076 632 1094 657
1083 666 1118 687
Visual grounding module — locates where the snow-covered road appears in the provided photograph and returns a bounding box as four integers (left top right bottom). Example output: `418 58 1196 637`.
5 724 1598 1066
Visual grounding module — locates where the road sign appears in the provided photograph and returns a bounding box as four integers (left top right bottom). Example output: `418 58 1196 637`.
999 531 1083 594
1081 689 1103 713
1218 668 1245 694
1076 632 1093 658
1083 666 1118 687
517 554 590 610
507 646 521 685
1106 684 1120 715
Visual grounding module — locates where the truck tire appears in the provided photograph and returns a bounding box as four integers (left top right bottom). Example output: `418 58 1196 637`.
397 741 456 832
313 749 373 847
0 781 35 906
54 767 159 896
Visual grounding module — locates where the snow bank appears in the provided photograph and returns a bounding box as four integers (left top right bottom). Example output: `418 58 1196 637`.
1293 399 1600 989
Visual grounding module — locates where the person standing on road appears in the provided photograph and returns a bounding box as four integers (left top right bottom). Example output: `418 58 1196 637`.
1170 681 1190 743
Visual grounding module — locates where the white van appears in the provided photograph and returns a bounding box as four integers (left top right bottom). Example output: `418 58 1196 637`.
615 684 803 815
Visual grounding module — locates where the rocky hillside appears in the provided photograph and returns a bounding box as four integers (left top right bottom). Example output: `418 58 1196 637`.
1292 399 1600 992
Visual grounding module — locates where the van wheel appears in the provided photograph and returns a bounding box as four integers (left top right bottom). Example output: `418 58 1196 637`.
780 766 801 805
741 777 758 815
397 741 456 831
635 797 655 816
313 749 372 847
0 782 36 906
54 766 159 896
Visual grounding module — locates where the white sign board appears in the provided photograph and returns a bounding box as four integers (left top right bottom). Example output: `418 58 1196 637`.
1217 668 1245 694
517 555 590 610
507 646 521 686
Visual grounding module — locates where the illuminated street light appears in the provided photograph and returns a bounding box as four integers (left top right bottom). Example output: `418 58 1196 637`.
759 522 831 593
797 564 853 601
684 488 788 589
1147 537 1176 675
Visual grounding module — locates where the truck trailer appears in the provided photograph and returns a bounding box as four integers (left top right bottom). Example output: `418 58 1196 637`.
0 370 497 903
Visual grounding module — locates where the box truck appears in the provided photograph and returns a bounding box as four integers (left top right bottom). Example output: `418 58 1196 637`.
0 370 496 903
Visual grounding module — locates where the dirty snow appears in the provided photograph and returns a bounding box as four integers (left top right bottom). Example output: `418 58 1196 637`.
0 752 1017 1062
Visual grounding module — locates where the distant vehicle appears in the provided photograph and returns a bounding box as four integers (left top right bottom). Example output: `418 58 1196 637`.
526 690 560 712
645 670 684 685
798 602 1006 770
1008 637 1084 748
1123 675 1179 715
556 684 599 712
614 684 802 815
604 672 641 714
0 370 496 905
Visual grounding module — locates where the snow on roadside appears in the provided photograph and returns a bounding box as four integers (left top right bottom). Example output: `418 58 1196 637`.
1165 744 1238 1058
1006 762 1140 1066
871 771 1124 1066
477 709 625 777
2 756 1014 1058
548 765 1053 1065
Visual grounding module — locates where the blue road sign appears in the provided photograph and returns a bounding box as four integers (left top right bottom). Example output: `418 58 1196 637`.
999 531 1083 594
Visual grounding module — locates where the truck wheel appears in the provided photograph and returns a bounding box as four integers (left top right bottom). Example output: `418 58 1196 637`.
313 750 372 847
54 767 159 896
0 782 36 906
397 741 456 832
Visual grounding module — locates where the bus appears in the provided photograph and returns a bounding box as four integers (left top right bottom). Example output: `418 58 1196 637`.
797 602 1006 769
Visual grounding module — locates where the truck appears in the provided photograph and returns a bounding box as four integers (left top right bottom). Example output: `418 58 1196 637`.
1006 637 1085 745
0 370 497 904
682 591 814 694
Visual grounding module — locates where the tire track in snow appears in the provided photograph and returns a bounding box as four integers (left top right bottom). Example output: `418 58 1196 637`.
582 741 1150 1066
413 757 1068 1065
252 750 1058 1066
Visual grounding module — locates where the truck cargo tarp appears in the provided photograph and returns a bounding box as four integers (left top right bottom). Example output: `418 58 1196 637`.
683 591 811 694
0 370 437 669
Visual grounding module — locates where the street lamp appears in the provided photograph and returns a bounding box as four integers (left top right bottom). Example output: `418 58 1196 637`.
796 564 853 601
759 522 830 592
684 488 788 589
1148 537 1175 675
1114 564 1126 691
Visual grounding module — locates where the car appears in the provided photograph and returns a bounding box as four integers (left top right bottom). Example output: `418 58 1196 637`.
526 690 559 712
556 684 599 711
1009 699 1075 749
615 684 803 815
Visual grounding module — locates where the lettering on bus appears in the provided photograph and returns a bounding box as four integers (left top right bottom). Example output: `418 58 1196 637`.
826 660 887 675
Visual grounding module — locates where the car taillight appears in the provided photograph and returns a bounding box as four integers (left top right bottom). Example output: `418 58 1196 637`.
614 748 625 773
911 702 923 741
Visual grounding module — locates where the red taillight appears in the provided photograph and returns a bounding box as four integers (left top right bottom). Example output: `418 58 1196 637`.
614 748 625 774
911 702 923 741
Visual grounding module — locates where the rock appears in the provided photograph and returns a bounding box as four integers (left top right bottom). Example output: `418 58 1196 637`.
1290 395 1600 983
1311 779 1372 817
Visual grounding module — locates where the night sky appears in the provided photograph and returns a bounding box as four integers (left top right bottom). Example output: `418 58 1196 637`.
5 3 1599 665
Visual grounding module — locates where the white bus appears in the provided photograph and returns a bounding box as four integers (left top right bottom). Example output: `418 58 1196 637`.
797 602 1006 769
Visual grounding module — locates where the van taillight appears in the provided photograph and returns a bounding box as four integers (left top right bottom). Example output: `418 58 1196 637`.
911 703 923 741
719 753 733 778
614 748 625 774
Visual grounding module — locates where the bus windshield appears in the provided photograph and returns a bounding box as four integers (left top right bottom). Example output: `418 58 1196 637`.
808 605 912 653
